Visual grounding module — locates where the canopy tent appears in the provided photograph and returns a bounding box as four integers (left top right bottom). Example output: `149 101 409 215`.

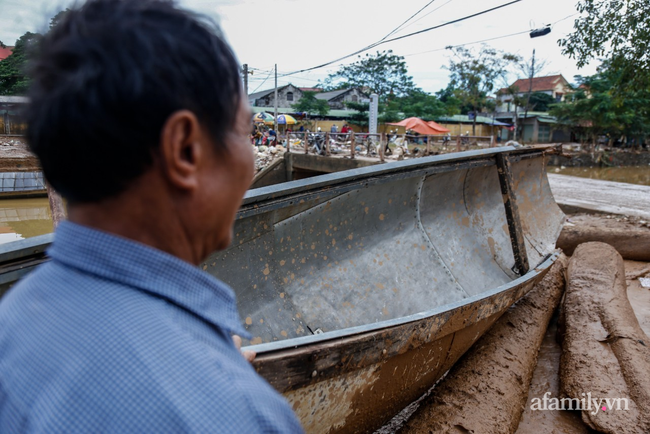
427 120 451 134
387 117 450 135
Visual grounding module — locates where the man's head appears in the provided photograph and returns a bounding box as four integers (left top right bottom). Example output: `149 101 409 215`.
27 0 254 261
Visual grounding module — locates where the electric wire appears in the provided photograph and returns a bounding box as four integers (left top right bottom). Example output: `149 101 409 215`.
279 0 522 77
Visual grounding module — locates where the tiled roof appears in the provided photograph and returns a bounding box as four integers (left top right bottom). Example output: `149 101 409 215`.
248 84 299 101
507 75 568 93
0 46 13 61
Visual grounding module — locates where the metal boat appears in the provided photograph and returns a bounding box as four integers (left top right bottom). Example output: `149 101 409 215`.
0 146 564 433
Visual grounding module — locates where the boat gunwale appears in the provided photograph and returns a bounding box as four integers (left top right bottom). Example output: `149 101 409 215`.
241 146 547 211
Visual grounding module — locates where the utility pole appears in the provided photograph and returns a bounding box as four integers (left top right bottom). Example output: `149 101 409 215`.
274 64 278 133
521 49 535 142
242 63 249 94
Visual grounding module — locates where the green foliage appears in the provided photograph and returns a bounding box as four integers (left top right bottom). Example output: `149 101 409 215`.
291 91 330 117
550 65 650 143
0 32 41 95
397 90 447 120
345 101 369 127
0 9 69 95
434 86 461 116
446 45 520 133
528 92 555 112
559 0 650 90
320 50 417 100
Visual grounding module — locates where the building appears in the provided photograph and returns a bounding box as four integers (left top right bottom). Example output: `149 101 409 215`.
314 88 368 110
248 84 303 109
0 46 13 62
248 85 368 111
496 75 571 112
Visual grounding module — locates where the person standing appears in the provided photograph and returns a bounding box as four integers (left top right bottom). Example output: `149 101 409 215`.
0 1 303 432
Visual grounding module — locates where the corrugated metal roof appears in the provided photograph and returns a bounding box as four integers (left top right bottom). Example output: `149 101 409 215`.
435 114 503 125
251 106 355 118
0 96 28 104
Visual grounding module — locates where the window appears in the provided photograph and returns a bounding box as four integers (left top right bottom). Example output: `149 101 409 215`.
351 95 358 102
286 92 294 101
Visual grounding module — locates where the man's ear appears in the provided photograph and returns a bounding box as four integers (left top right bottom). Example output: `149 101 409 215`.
159 110 203 191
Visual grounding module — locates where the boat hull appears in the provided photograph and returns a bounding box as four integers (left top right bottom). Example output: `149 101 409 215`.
254 254 555 433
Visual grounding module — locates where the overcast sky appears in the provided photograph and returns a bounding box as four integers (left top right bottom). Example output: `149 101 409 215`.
0 0 601 94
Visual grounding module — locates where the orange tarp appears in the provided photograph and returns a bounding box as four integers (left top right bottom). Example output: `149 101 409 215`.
427 120 450 134
387 117 450 135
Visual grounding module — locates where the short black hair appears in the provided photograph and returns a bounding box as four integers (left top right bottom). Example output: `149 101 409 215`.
26 0 242 203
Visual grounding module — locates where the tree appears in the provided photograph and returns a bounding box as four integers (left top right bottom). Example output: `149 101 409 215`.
559 0 650 90
446 45 520 134
292 91 330 117
0 32 41 95
345 101 369 128
550 64 650 147
320 50 417 101
528 92 555 112
398 90 447 120
434 86 461 116
0 9 69 95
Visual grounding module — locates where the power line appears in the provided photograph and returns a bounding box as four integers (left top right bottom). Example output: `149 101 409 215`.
403 29 531 57
394 0 456 34
402 11 581 58
280 0 522 77
381 0 438 41
249 69 273 93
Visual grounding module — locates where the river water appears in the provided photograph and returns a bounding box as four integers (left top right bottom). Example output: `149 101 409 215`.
0 165 648 245
548 166 650 186
0 197 53 244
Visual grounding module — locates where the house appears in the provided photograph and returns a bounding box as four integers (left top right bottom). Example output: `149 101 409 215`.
496 75 571 112
314 88 368 110
248 84 303 109
0 46 13 62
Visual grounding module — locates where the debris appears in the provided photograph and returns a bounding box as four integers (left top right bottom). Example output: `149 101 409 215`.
561 242 650 433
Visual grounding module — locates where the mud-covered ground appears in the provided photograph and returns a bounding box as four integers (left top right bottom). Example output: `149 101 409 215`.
0 137 40 171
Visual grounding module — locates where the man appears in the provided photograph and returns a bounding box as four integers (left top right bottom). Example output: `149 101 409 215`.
0 0 303 432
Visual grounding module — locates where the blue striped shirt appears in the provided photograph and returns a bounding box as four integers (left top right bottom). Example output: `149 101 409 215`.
0 222 303 433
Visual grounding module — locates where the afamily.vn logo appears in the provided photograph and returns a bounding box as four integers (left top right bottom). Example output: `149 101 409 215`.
530 392 629 415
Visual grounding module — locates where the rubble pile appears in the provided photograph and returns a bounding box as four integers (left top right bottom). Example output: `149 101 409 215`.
254 144 286 173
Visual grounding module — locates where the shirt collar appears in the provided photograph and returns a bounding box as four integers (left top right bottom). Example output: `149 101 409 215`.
47 221 250 338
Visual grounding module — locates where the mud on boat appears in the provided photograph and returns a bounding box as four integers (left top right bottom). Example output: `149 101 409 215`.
0 146 564 433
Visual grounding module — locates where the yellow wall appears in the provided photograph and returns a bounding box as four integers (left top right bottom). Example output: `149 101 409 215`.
0 117 27 135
